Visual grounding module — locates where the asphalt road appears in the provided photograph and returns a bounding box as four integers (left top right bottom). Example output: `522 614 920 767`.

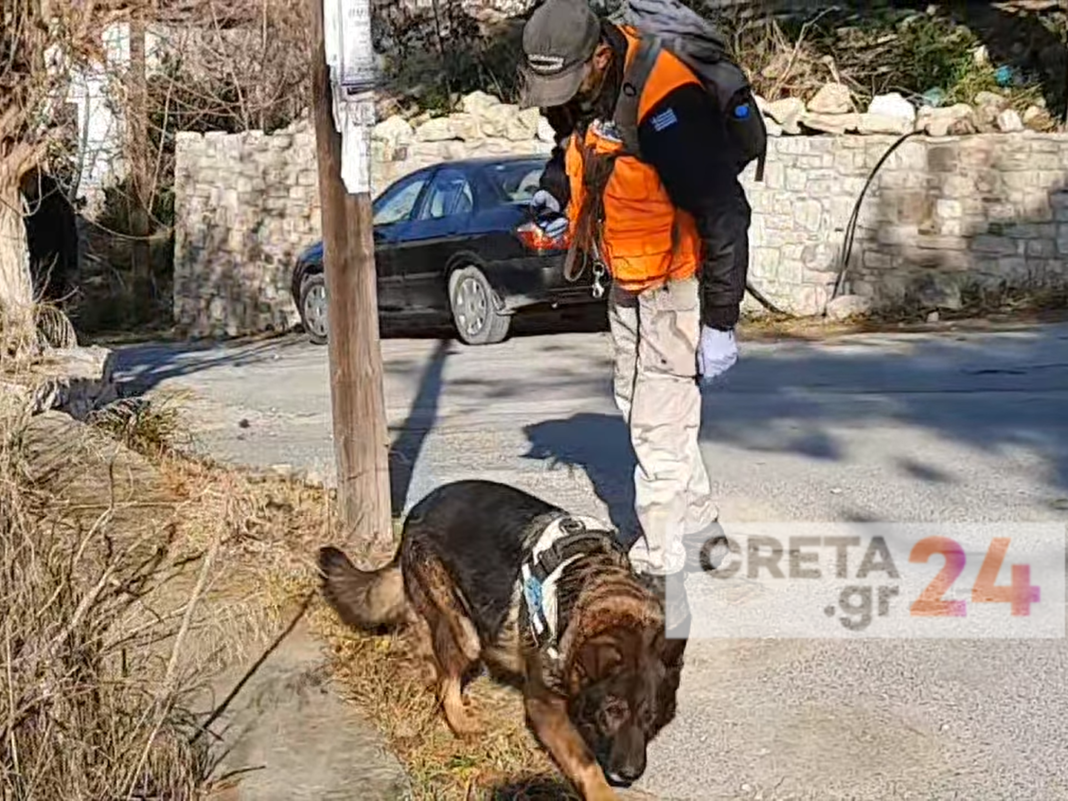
114 316 1068 801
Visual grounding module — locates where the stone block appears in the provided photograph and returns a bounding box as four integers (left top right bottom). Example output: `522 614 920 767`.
808 82 853 114
750 248 779 280
796 200 822 233
972 234 1019 255
1026 238 1057 258
863 250 892 269
778 258 803 285
825 293 873 320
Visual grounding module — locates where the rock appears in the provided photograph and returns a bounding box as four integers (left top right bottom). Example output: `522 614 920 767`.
916 274 963 311
1022 104 1053 131
414 116 460 142
974 90 1009 111
857 112 912 135
509 106 543 141
763 117 783 136
372 115 414 146
764 97 805 134
471 102 525 138
825 294 872 321
917 104 977 137
459 90 501 115
867 92 916 125
807 82 853 115
799 112 860 135
448 112 485 141
974 90 1010 131
536 115 556 143
17 346 120 421
996 108 1024 133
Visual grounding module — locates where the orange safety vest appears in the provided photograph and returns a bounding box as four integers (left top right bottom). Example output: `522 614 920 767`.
563 26 704 293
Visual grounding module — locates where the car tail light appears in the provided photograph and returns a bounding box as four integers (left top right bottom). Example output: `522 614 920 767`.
515 220 571 252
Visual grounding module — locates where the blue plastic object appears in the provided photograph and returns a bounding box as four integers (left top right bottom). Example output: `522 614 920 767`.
920 87 946 108
733 103 750 119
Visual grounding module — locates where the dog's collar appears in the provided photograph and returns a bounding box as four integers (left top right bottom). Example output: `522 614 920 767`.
520 513 619 661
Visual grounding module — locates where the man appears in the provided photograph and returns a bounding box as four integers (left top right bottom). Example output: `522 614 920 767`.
519 0 751 639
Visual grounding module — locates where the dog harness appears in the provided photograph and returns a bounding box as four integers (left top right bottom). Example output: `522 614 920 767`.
520 513 618 660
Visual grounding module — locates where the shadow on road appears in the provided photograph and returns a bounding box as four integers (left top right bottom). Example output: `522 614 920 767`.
389 338 450 515
522 411 641 547
521 328 1068 511
111 305 607 394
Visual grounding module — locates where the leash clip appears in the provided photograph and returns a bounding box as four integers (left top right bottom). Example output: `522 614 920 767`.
591 261 607 299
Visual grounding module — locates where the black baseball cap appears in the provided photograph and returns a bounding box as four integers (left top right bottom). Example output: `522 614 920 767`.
519 0 602 109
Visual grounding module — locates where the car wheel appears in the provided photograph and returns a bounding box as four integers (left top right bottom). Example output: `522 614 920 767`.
299 272 329 345
448 266 510 346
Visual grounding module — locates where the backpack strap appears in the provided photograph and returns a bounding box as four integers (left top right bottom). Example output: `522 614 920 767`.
612 33 662 160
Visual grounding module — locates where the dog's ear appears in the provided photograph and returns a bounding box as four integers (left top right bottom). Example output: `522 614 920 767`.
660 632 687 670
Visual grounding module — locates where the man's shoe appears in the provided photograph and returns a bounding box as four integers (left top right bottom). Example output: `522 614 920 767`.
683 521 729 573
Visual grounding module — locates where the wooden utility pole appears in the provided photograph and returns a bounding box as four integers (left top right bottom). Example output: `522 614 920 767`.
309 0 393 557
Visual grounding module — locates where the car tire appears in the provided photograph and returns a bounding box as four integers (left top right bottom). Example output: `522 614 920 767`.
448 266 510 346
299 272 329 345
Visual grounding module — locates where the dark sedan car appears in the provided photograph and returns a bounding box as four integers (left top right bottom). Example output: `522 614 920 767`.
290 153 606 346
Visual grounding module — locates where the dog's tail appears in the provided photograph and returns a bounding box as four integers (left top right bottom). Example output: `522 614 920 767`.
317 545 408 631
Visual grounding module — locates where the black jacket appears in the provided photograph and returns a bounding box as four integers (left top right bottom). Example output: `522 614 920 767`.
538 24 751 331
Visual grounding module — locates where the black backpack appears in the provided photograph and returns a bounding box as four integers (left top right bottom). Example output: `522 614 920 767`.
608 0 768 182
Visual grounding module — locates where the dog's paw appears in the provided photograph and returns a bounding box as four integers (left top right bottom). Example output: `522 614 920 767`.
446 713 485 741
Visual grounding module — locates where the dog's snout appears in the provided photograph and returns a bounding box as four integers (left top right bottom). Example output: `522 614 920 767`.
606 762 644 787
606 748 646 786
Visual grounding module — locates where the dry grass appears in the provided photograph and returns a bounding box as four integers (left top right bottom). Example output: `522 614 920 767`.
0 390 210 799
0 359 342 799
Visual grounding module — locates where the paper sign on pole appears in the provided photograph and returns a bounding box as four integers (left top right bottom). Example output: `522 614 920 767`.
322 0 376 194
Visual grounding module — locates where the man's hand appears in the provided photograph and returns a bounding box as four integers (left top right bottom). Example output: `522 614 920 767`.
531 189 561 216
697 325 738 385
530 189 568 239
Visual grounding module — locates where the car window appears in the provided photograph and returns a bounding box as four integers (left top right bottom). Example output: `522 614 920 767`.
485 161 547 203
373 173 430 226
418 169 475 221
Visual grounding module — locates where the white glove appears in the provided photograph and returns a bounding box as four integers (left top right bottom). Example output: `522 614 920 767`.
530 189 561 215
697 325 738 384
530 189 568 238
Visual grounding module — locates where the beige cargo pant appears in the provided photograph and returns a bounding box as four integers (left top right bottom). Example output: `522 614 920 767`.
608 274 719 577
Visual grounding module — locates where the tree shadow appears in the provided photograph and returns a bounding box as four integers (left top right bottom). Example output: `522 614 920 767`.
110 333 313 395
389 337 451 515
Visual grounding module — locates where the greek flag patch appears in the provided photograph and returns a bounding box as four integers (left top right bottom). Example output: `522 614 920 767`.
650 108 678 132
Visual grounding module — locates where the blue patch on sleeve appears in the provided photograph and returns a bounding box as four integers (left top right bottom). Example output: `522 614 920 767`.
649 108 678 132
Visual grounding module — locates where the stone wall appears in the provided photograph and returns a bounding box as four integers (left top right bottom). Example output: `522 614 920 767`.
172 93 553 336
173 87 1068 337
741 130 1068 317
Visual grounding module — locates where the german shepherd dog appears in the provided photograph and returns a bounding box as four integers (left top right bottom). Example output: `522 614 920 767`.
317 479 686 801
